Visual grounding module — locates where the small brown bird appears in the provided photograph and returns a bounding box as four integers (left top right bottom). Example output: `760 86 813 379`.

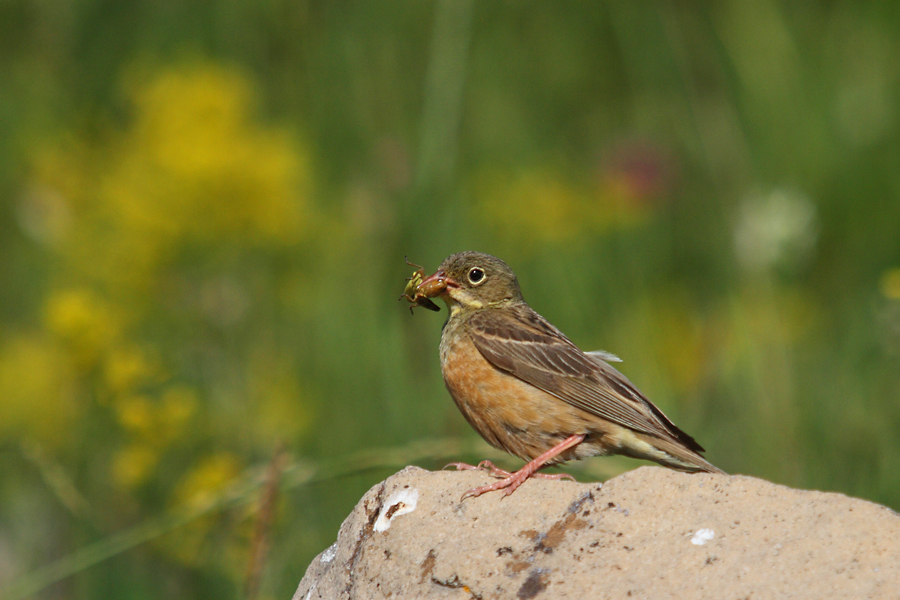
410 251 724 500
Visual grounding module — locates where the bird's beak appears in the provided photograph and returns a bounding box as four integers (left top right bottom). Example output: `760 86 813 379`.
416 269 457 298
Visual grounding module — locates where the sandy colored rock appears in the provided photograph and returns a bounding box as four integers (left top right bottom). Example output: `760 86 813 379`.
295 466 900 599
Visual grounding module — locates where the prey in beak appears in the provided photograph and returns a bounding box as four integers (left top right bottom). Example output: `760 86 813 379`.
400 258 451 313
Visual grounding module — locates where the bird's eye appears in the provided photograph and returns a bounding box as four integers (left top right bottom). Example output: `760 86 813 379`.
467 267 486 285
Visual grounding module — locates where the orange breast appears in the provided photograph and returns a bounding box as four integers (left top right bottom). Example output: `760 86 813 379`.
440 327 593 462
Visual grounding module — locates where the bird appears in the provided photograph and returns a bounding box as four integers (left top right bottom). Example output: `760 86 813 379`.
409 251 724 500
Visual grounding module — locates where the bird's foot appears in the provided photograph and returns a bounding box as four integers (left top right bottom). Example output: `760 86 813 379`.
460 469 530 500
445 460 575 480
531 471 577 482
445 460 512 479
447 465 578 501
448 434 587 501
459 467 579 500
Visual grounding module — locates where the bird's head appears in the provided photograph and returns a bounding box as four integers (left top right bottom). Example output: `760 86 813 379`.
416 251 524 315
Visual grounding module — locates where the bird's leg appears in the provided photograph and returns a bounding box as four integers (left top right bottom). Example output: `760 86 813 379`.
453 434 586 500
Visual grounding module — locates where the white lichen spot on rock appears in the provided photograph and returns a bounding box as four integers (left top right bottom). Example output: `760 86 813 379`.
374 488 419 532
691 528 715 546
321 542 338 563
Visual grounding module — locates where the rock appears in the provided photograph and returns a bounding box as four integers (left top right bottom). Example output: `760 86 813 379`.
294 466 900 599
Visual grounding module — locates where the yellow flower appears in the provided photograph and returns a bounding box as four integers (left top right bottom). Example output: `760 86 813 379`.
114 63 309 246
159 385 198 435
113 385 197 447
114 395 155 437
43 288 121 371
172 452 242 511
103 344 157 396
0 334 79 447
112 443 159 489
157 452 245 566
31 61 314 294
881 267 900 300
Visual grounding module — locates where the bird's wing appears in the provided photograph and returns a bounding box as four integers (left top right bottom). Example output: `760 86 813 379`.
586 349 622 363
467 305 705 452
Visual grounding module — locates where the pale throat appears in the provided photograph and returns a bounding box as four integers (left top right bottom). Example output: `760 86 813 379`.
443 287 514 317
442 287 485 316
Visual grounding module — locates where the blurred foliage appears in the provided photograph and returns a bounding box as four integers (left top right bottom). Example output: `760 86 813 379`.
2 1 900 599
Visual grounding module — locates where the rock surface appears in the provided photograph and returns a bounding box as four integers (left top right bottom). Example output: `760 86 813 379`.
295 466 900 599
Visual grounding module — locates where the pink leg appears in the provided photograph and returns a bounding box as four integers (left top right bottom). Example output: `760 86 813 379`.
448 434 586 500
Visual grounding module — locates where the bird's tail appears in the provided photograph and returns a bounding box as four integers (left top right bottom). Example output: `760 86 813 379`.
624 431 727 475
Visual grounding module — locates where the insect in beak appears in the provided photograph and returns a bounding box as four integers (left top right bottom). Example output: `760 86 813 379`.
399 257 442 313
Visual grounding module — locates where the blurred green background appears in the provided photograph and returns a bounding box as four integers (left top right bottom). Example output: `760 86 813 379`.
2 1 900 598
